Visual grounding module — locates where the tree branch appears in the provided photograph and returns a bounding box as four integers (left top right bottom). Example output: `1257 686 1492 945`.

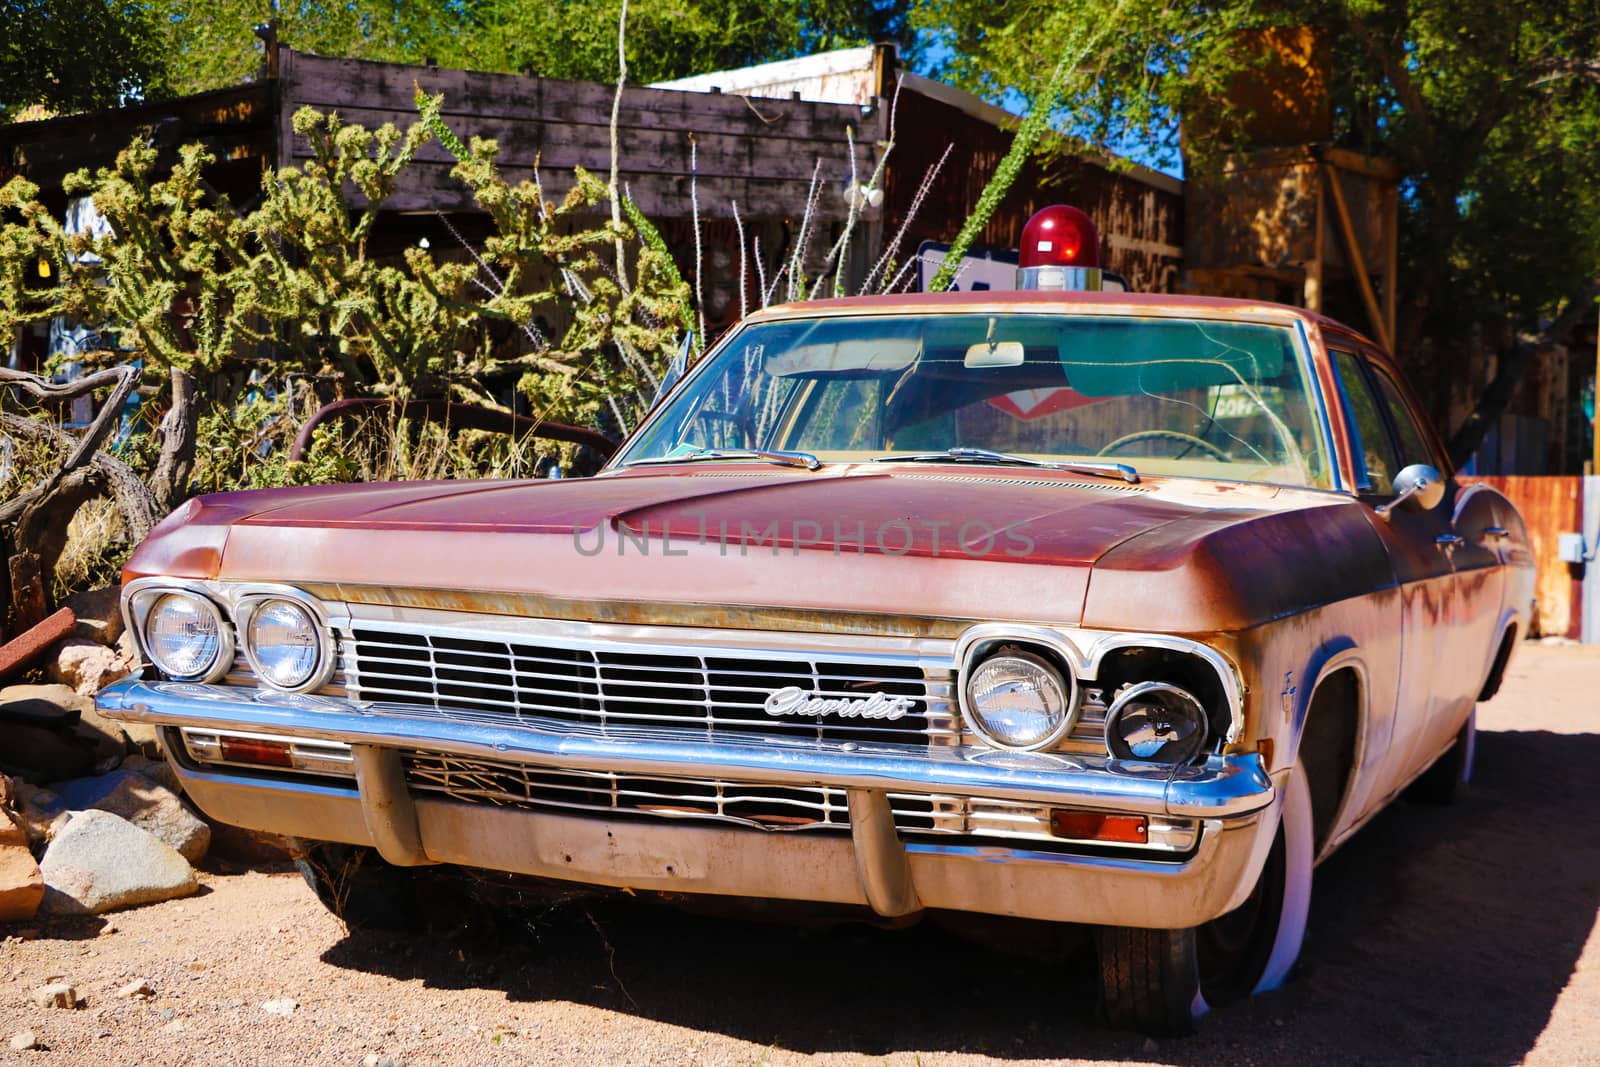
1445 281 1600 467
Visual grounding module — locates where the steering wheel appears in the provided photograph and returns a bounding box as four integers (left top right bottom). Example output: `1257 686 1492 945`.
1097 429 1233 462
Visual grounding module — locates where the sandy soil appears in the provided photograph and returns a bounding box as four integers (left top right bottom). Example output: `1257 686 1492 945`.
3 641 1599 1066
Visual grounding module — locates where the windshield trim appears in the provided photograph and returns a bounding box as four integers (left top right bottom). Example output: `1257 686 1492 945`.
607 307 1329 490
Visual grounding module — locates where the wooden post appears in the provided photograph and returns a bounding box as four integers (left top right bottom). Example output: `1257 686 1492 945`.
1383 181 1398 352
1303 162 1325 312
1325 163 1392 351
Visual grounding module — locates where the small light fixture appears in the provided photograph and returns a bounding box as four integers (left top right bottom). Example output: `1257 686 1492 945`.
36 257 51 279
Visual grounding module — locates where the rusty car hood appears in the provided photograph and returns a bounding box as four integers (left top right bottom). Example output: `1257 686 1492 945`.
125 467 1390 634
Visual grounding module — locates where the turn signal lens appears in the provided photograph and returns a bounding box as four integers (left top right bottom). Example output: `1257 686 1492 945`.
218 736 293 767
1050 810 1149 843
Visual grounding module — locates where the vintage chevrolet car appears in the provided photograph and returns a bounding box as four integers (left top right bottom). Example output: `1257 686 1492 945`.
96 245 1534 1034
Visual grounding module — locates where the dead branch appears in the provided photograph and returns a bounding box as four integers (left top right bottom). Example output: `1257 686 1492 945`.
150 367 198 513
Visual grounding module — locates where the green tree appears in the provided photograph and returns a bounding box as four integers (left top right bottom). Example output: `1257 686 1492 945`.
154 0 474 97
456 0 909 84
1 0 168 119
913 0 1600 462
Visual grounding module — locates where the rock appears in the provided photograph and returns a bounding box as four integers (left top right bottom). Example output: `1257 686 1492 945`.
119 721 162 758
48 639 134 698
261 998 298 1016
12 783 70 847
115 978 154 999
31 982 78 1008
0 683 90 725
54 770 208 862
64 586 124 646
9 1030 38 1051
38 810 198 915
120 754 181 795
0 723 96 782
205 822 291 865
0 812 44 921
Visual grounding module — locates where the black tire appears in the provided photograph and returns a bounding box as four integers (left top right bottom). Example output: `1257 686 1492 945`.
1099 758 1314 1036
1407 707 1476 805
293 842 426 931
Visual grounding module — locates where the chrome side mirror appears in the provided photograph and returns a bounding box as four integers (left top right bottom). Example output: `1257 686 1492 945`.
1377 463 1445 518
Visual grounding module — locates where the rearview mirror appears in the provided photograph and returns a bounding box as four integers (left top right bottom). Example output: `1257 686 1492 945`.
1377 463 1445 518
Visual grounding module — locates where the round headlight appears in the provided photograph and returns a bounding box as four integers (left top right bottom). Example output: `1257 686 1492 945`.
965 650 1073 750
145 592 224 680
1105 681 1209 764
246 599 323 690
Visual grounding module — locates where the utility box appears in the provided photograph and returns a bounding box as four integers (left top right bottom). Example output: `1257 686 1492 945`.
1559 531 1588 564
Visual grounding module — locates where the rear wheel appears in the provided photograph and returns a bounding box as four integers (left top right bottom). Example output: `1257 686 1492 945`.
1407 707 1476 804
1098 758 1313 1036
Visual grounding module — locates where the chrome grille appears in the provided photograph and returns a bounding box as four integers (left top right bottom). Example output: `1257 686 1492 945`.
345 624 954 747
401 750 1198 851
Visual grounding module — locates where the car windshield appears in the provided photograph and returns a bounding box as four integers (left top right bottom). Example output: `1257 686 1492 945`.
618 311 1333 489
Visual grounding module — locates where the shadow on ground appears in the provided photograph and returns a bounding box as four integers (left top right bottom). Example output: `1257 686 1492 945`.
321 728 1600 1064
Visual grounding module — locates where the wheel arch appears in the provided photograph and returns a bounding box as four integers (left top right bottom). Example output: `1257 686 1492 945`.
1290 644 1370 864
1478 610 1521 702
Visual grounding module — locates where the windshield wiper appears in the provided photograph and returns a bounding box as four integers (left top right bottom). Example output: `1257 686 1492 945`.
624 447 823 471
871 447 1139 484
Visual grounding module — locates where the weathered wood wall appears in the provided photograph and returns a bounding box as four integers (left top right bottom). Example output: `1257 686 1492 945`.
1460 474 1584 638
881 82 1184 294
276 51 883 225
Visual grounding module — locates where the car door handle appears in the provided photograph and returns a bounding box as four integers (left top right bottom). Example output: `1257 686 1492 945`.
1435 533 1465 555
1483 526 1510 541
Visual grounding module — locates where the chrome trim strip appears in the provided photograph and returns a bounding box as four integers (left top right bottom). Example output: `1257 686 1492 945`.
96 677 1274 819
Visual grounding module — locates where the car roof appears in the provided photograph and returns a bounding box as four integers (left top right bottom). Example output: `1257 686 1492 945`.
747 290 1384 354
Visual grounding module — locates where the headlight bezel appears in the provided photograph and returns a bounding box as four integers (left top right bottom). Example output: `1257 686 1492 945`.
234 590 336 693
957 630 1081 752
126 582 233 683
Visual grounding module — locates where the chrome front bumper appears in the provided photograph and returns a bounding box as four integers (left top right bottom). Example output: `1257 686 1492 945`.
97 677 1282 927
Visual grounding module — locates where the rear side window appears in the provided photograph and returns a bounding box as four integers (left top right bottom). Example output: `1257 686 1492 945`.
1330 348 1398 494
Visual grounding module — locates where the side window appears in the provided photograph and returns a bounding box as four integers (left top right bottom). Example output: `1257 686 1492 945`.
1330 348 1399 494
1371 368 1438 470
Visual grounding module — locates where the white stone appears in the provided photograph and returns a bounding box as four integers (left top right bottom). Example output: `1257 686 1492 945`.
9 1030 38 1051
39 810 197 915
54 770 208 862
31 982 77 1008
47 639 134 697
261 998 298 1016
115 978 154 999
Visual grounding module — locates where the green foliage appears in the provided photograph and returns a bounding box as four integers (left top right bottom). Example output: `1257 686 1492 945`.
0 0 169 119
914 0 1600 349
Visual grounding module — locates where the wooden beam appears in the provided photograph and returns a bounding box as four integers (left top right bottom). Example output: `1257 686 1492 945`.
1383 181 1398 351
1324 165 1392 351
1304 161 1325 312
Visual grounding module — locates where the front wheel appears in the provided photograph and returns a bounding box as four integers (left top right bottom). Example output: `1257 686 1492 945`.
1098 757 1314 1036
293 842 428 931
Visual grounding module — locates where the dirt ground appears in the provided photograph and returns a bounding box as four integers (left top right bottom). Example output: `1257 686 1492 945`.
3 641 1599 1066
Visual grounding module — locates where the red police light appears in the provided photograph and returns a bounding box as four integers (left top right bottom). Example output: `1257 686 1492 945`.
1018 205 1100 269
